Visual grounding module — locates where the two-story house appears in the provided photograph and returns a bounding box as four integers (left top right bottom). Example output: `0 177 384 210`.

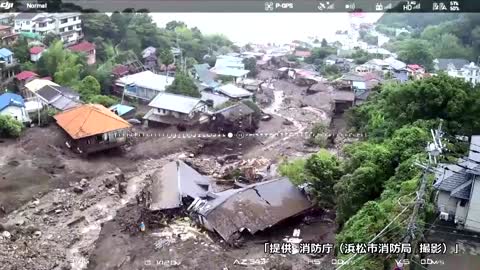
0 93 31 124
14 13 40 33
0 48 17 83
54 13 82 46
434 136 480 233
458 62 480 86
14 13 82 45
115 70 174 101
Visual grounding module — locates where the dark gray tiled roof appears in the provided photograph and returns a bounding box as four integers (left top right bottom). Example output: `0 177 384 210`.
451 180 472 200
193 177 312 242
434 164 468 192
15 13 38 20
149 160 210 211
434 137 480 201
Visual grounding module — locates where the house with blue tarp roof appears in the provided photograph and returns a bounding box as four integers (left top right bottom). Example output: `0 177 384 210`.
109 104 136 119
0 48 13 64
0 92 30 123
0 47 17 82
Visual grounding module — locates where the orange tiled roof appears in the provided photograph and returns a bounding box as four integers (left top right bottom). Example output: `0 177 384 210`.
54 104 131 139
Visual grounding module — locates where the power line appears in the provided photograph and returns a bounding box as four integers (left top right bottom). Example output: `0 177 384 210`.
337 205 412 269
396 122 445 270
344 228 409 268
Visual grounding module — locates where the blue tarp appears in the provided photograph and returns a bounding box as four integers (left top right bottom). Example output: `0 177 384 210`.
0 93 24 111
109 104 135 116
0 48 13 58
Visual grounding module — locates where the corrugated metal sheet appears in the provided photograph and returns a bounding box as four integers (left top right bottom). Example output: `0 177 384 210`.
149 161 210 211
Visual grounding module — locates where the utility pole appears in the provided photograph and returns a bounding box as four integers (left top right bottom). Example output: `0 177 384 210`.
396 121 443 270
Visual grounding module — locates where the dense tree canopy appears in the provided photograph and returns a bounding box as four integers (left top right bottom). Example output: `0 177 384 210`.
281 73 472 268
0 115 23 138
396 39 434 70
280 150 343 209
380 13 480 62
81 13 235 65
242 57 258 77
10 37 29 63
349 75 480 137
166 72 201 98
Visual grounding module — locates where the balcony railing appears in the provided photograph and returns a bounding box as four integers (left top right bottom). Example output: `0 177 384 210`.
0 58 18 70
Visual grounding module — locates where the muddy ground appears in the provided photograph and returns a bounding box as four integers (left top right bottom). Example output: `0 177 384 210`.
0 70 342 270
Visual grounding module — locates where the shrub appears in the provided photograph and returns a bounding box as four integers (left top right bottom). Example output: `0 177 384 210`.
308 123 328 147
0 115 23 137
278 158 307 185
135 112 145 120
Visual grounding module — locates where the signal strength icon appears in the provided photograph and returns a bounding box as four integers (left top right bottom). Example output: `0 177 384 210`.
384 3 393 9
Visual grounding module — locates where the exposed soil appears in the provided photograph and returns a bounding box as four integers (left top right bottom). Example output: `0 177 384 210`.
0 68 341 270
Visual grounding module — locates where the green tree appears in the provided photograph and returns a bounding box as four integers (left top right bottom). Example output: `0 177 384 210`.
78 75 101 98
36 40 85 78
308 122 328 147
306 47 336 63
10 37 29 63
54 53 83 87
279 158 307 185
397 39 433 70
166 72 201 98
159 49 174 66
121 29 141 55
348 50 375 65
471 26 480 49
242 57 258 77
166 20 187 31
0 115 23 138
432 33 473 59
321 38 328 47
305 150 343 208
362 33 379 46
43 32 60 47
87 95 118 107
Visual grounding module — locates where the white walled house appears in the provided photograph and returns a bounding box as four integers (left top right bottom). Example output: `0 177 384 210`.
29 46 44 62
14 13 82 45
457 62 480 86
0 93 30 124
434 136 480 232
13 13 41 33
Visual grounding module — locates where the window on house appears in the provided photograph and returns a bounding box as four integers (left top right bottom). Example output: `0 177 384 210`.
61 18 68 24
26 21 30 25
460 200 467 207
68 26 73 31
38 22 46 28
